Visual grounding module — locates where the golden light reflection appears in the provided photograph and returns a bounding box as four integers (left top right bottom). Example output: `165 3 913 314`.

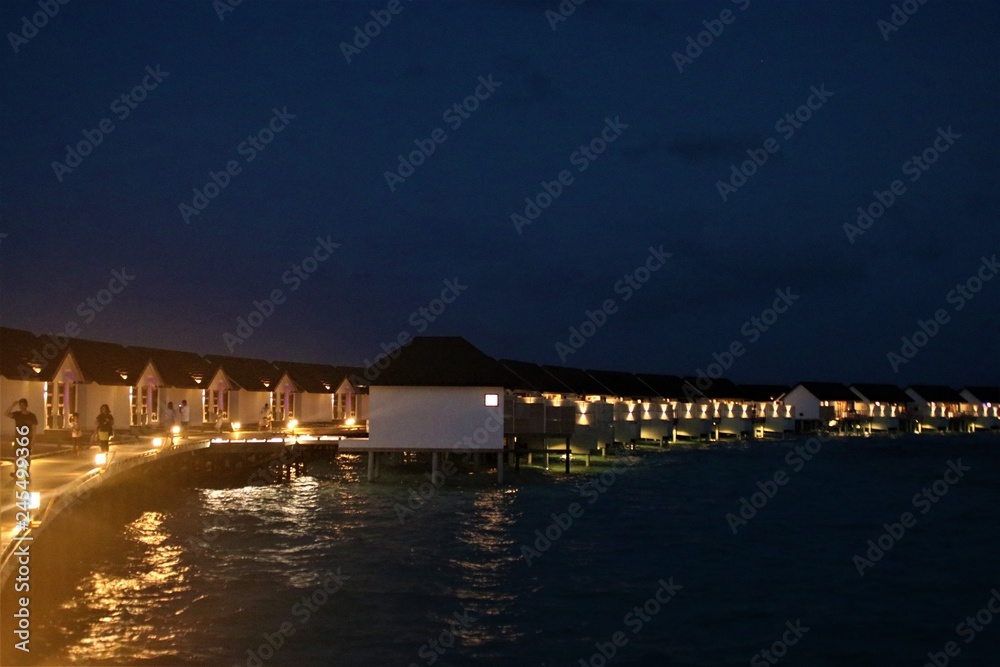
450 489 523 646
63 511 190 664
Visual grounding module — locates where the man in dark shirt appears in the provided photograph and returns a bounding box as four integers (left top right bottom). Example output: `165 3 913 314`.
5 398 38 439
6 399 38 484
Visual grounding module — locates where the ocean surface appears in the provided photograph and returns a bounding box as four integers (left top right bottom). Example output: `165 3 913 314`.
11 433 1000 666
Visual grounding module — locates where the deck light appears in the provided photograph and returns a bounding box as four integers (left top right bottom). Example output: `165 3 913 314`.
28 492 40 510
152 437 163 448
171 425 181 435
345 417 356 426
95 452 107 466
288 418 299 430
232 421 241 431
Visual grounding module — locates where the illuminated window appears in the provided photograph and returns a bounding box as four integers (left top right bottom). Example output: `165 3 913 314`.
484 393 499 407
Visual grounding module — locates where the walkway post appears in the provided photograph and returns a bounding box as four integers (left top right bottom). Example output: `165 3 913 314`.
367 451 375 482
496 451 504 484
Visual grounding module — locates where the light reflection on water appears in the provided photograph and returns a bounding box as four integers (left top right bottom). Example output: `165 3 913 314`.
17 437 1000 666
60 511 191 664
451 488 523 646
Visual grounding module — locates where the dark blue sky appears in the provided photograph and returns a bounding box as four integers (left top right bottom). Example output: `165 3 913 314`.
2 0 997 387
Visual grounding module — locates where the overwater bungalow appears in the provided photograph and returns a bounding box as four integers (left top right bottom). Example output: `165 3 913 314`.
271 361 367 426
128 345 215 428
784 382 858 430
849 383 911 432
904 385 969 432
52 338 146 433
539 365 615 452
202 354 282 430
584 369 657 445
691 377 753 439
366 337 507 475
633 373 689 442
497 358 576 452
737 384 795 436
959 386 1000 431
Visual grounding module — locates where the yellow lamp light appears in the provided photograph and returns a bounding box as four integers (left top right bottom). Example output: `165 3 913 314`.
232 421 241 431
95 452 107 466
152 437 163 448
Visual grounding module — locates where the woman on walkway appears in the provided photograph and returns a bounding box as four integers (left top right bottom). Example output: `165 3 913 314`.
95 404 114 453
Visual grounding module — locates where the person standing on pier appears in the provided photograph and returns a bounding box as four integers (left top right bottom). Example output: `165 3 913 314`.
70 412 83 456
178 399 190 435
95 404 114 454
5 399 38 440
7 399 39 486
260 403 272 431
163 401 176 433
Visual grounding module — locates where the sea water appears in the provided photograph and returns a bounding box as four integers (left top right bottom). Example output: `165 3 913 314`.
13 434 1000 666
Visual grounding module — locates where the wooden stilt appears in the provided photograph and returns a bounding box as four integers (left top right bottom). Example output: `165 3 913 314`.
497 451 504 485
367 451 375 482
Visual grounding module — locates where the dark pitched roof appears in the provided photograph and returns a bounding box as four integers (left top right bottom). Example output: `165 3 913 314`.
367 337 505 387
585 369 657 398
540 365 611 396
128 345 215 389
684 376 743 399
498 359 567 393
850 383 911 404
272 361 359 394
68 338 146 386
794 381 857 402
905 385 965 404
961 386 1000 403
0 327 58 381
204 354 282 392
635 373 697 400
738 384 790 402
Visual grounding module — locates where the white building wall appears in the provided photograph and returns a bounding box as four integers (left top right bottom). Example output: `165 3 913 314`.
298 393 333 423
368 385 504 451
785 386 820 420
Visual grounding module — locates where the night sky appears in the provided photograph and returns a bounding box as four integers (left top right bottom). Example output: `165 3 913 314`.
2 0 997 387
